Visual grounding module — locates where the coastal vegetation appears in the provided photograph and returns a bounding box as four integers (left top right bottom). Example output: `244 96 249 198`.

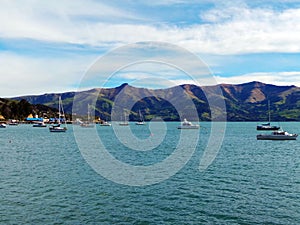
0 98 59 121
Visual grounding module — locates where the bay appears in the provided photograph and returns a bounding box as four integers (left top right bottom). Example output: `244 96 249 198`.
0 122 299 224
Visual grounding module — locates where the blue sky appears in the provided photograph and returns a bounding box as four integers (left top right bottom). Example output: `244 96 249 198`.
1 0 300 97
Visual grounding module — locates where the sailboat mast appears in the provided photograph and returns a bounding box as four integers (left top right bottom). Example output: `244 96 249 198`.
268 100 271 122
139 110 143 122
58 96 61 124
59 96 66 125
88 104 90 122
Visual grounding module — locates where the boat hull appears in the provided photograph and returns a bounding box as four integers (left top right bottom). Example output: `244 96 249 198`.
33 124 47 127
177 118 199 129
49 128 67 132
100 123 111 126
8 123 18 126
49 124 67 132
80 123 95 128
177 125 199 129
257 134 298 140
257 126 280 131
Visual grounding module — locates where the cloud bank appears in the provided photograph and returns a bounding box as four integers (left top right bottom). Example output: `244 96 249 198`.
1 0 300 96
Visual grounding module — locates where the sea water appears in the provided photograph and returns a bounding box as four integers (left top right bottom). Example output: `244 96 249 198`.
0 122 299 224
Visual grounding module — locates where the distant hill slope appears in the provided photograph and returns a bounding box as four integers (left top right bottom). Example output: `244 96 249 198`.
0 98 58 121
11 81 300 121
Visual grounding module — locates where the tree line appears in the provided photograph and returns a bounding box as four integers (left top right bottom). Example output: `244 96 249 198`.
0 98 58 121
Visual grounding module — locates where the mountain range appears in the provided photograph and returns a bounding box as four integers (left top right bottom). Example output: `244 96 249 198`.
11 81 300 121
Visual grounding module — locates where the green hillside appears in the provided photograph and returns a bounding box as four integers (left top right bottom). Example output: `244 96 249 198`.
0 98 60 121
10 82 300 121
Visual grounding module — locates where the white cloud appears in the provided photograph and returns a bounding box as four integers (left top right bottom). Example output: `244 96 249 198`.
1 1 300 96
0 0 141 43
2 1 300 54
194 5 300 54
0 52 95 97
216 71 300 87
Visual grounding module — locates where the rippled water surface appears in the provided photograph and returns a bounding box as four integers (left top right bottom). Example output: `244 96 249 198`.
1 122 299 224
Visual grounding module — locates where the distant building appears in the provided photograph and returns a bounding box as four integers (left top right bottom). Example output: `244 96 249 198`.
26 114 43 122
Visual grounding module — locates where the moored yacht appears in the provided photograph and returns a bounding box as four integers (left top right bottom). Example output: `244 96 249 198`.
257 130 298 140
177 118 199 129
100 121 111 126
49 96 67 132
80 104 95 128
119 112 129 126
135 110 145 125
257 100 280 130
33 121 47 127
257 122 280 131
49 124 67 132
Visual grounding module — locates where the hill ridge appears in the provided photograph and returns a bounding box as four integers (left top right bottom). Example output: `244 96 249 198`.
8 81 300 121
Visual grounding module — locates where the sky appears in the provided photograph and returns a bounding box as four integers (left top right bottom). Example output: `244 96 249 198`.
1 0 300 97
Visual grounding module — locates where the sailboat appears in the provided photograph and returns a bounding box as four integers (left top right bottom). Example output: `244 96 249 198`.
49 96 67 132
99 115 111 126
257 100 280 131
119 112 129 126
80 104 95 128
135 110 145 125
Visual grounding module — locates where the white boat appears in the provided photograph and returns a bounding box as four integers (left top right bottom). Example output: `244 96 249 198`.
8 122 18 126
177 118 199 129
0 123 7 128
80 122 95 128
119 112 129 126
257 130 298 140
119 121 129 126
135 110 145 125
74 118 83 125
80 104 95 128
49 96 67 132
49 124 67 132
8 120 19 126
33 121 47 127
100 121 111 126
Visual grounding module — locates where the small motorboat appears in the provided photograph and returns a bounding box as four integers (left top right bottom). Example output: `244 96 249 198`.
100 121 111 126
80 122 95 128
257 130 298 140
8 120 19 126
33 122 47 127
0 123 7 128
177 118 199 129
119 121 129 126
